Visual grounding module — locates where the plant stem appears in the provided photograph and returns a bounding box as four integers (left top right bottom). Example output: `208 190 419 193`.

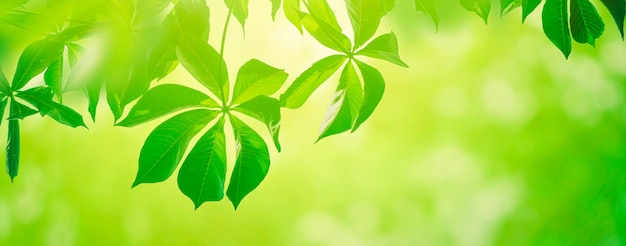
218 2 235 107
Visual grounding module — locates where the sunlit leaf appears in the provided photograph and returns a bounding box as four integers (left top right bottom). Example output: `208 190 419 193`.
352 60 384 131
5 117 19 182
8 100 37 120
299 12 352 53
414 0 439 28
17 87 86 128
118 84 219 127
133 109 219 187
280 55 346 108
178 118 227 209
12 39 64 90
283 0 303 33
318 62 363 140
234 95 282 151
271 0 281 20
231 59 288 104
227 115 271 209
52 24 95 43
522 0 541 22
175 0 210 41
86 80 101 122
0 65 10 96
224 0 250 29
44 53 63 102
177 33 229 102
380 0 395 13
570 0 605 46
460 0 491 24
307 0 342 31
346 0 384 49
355 32 408 68
66 43 87 69
542 0 571 58
500 0 521 15
600 0 625 38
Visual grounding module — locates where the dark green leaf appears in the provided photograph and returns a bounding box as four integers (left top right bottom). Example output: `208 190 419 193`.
299 12 352 53
6 118 19 182
346 0 384 49
284 0 303 33
178 118 227 209
16 87 87 128
355 32 408 68
232 59 288 104
175 0 210 41
600 0 625 38
271 0 281 20
280 55 346 108
307 0 342 31
227 115 271 209
133 109 219 187
177 33 229 102
352 60 384 131
542 0 571 58
66 43 87 69
318 62 363 140
118 84 219 127
9 100 37 120
461 0 491 24
44 53 63 102
0 65 10 95
12 39 64 90
414 0 439 28
224 0 250 29
522 0 541 22
500 0 521 15
86 80 101 122
234 95 282 151
570 0 605 46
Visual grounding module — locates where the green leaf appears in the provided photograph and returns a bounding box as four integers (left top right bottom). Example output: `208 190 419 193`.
280 55 346 109
355 32 408 68
44 53 63 102
177 33 229 102
542 0 571 58
380 0 395 13
86 80 101 122
231 59 288 104
318 62 363 140
118 84 219 127
12 39 64 90
346 0 384 49
271 0 281 20
224 0 250 29
414 0 439 28
0 98 7 125
106 64 152 120
352 60 384 131
307 0 342 32
148 13 180 81
66 43 87 69
133 109 219 187
175 0 211 41
500 0 521 15
522 0 541 22
6 118 19 182
9 100 37 120
299 12 352 53
227 115 271 209
0 65 10 95
17 87 86 128
570 0 605 46
284 0 303 33
600 0 625 38
52 24 95 43
461 0 491 24
234 95 282 151
178 118 227 209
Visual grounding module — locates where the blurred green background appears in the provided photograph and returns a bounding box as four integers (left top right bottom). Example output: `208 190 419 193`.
0 0 625 245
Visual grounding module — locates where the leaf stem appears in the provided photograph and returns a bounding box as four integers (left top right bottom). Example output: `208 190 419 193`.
218 2 235 107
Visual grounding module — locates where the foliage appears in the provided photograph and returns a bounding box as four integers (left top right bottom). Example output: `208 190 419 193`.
0 0 624 209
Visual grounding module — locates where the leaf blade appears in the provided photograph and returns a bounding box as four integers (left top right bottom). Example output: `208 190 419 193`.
570 0 605 46
177 33 229 102
346 0 384 49
280 55 346 109
318 62 363 140
300 12 352 53
542 0 571 58
232 59 288 104
600 0 625 38
460 0 491 24
352 60 384 131
234 95 282 151
355 32 408 67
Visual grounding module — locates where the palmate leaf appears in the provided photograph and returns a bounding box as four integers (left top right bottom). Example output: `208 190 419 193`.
118 84 219 127
570 0 605 46
353 60 384 131
133 109 219 187
346 0 384 49
12 39 64 90
600 0 625 38
224 0 250 29
355 32 408 68
284 0 303 33
178 118 227 209
307 0 342 32
234 95 282 151
227 115 271 209
177 33 229 102
414 0 439 28
522 0 541 22
17 87 87 128
318 62 363 140
461 0 491 24
231 59 288 104
542 0 571 58
299 12 352 53
280 55 346 109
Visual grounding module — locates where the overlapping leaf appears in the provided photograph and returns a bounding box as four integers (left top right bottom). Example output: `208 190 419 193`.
346 0 384 49
414 0 439 28
461 0 491 24
232 59 288 104
542 0 571 58
280 55 346 108
177 33 229 102
570 0 605 46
